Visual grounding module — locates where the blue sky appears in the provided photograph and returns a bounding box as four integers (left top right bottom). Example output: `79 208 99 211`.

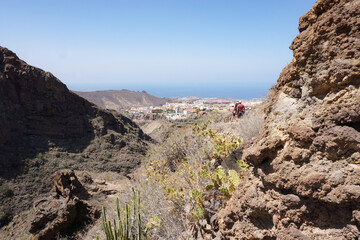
1 0 317 98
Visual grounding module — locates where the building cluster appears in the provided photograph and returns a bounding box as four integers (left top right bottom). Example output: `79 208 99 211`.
126 98 264 120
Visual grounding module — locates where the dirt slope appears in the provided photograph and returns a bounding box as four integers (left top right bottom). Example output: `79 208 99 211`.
217 0 360 239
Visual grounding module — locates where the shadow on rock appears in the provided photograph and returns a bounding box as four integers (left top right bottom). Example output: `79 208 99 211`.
29 170 99 240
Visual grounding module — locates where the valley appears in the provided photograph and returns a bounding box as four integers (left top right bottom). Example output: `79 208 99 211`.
1 0 360 239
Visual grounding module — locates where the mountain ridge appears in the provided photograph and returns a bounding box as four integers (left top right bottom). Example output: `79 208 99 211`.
75 89 169 111
0 46 149 227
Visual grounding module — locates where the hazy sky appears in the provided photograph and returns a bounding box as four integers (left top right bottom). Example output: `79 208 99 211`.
1 0 317 98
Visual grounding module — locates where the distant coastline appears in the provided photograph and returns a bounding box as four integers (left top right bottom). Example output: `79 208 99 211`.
71 84 271 100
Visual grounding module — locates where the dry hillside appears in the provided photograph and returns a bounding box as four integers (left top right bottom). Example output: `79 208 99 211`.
75 89 169 111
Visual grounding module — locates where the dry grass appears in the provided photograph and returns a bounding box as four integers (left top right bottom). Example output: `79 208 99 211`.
131 175 186 239
208 107 265 142
82 168 186 240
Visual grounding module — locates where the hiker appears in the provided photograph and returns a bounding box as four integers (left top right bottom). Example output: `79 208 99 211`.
232 102 239 121
236 101 245 118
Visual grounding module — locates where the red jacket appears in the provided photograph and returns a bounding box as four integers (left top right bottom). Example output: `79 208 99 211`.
237 103 245 113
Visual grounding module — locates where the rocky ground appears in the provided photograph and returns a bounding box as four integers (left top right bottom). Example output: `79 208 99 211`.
216 0 360 239
0 169 131 240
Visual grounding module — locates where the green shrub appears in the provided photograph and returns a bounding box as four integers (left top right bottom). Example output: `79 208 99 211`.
237 160 249 170
0 211 7 223
161 130 188 172
21 165 29 174
193 121 242 160
102 143 112 150
205 166 241 199
59 161 69 169
0 184 12 197
87 144 98 153
37 152 47 161
74 155 85 163
95 116 104 124
104 152 112 160
146 121 247 224
88 137 112 152
114 116 254 239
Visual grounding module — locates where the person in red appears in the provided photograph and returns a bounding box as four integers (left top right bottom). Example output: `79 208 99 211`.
236 101 245 118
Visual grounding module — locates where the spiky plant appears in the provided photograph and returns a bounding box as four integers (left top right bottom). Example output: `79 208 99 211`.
102 189 145 240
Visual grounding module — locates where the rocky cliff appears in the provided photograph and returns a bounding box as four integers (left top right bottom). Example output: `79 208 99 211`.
217 0 360 239
0 46 149 226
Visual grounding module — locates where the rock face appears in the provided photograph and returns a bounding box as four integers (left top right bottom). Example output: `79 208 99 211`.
0 46 148 147
0 46 149 226
217 0 360 239
29 170 99 240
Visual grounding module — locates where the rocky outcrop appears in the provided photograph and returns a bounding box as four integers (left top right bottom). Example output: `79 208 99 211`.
0 46 149 226
217 0 360 239
0 46 148 147
29 170 99 240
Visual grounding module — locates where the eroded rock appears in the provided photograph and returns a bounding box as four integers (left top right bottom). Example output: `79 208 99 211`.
216 0 360 239
29 170 99 240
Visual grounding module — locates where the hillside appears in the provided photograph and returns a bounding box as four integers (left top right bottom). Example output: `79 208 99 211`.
1 0 360 239
75 89 169 111
217 0 360 239
0 46 149 231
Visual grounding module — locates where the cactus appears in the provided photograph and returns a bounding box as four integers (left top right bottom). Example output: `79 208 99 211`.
101 189 145 240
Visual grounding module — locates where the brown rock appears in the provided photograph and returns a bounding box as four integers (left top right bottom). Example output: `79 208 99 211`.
50 169 89 200
287 125 315 145
311 126 360 160
324 185 360 204
280 194 301 207
29 170 100 240
353 210 360 224
217 0 360 239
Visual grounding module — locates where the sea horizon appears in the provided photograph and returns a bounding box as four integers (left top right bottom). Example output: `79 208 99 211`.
71 82 272 100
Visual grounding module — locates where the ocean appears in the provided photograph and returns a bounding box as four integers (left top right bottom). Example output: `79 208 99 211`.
69 81 274 100
143 84 272 99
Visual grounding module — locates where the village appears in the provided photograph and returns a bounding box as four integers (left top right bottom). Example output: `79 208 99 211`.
126 98 264 120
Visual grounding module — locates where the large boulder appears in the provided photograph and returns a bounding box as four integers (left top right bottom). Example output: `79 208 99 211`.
217 0 360 239
29 170 99 240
